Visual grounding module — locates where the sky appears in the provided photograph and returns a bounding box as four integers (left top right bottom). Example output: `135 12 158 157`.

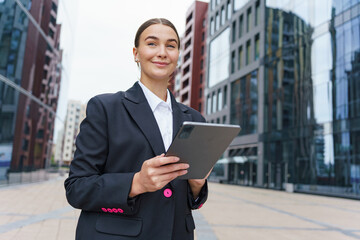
59 0 208 105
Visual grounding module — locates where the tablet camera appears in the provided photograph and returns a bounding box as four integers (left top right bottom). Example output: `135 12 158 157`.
179 125 194 139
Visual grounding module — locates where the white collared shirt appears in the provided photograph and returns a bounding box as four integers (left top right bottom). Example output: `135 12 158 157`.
138 81 173 151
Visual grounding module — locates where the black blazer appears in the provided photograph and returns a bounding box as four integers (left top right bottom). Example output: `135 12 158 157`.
65 82 208 240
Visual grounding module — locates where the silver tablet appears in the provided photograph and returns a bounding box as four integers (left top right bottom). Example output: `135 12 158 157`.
166 121 241 179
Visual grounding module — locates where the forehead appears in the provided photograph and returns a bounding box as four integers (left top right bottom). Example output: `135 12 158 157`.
140 24 178 41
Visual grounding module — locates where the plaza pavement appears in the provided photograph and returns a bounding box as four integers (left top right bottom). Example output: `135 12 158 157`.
0 175 359 240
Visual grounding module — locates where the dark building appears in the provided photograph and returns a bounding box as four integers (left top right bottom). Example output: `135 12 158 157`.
206 0 360 199
0 0 62 182
177 0 208 115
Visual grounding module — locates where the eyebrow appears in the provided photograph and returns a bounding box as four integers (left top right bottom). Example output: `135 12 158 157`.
145 36 178 45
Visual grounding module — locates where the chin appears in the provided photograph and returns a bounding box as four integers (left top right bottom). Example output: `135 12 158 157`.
151 73 172 81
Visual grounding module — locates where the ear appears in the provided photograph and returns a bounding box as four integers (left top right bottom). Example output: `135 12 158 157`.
133 47 138 61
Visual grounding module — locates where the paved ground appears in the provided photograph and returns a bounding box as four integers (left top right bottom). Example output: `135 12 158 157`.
0 176 359 240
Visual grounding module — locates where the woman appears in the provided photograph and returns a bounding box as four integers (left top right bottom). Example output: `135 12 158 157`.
65 18 208 240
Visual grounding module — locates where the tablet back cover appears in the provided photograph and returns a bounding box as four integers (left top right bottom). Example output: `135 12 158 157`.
166 122 241 179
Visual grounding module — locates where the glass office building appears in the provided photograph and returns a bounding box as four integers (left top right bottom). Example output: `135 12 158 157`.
0 0 63 184
206 0 360 198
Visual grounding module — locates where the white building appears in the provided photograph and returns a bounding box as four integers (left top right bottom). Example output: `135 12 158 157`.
62 100 86 165
54 128 64 165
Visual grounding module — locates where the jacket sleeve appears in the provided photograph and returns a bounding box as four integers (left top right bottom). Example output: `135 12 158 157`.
64 96 139 215
188 180 208 210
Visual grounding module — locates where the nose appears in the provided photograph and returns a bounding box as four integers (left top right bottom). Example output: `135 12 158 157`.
157 44 167 58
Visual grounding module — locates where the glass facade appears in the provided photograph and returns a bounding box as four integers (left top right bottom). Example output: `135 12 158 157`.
262 0 360 197
0 0 63 185
207 0 360 198
230 70 258 135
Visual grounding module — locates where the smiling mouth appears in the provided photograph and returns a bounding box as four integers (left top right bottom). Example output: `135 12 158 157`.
152 61 169 66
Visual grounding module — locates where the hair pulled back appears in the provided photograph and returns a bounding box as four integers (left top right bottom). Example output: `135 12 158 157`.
134 18 180 49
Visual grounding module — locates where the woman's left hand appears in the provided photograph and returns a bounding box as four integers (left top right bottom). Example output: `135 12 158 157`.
188 168 212 199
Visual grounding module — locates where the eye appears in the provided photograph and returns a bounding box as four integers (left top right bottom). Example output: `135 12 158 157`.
147 42 156 46
167 44 176 48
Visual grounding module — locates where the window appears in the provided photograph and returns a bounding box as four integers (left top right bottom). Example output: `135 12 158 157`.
22 139 29 151
199 88 203 98
223 115 227 124
246 40 251 65
238 46 243 70
211 0 216 10
221 6 225 26
208 27 230 87
223 85 228 108
207 95 212 114
200 74 203 83
184 52 191 62
182 78 189 88
201 45 204 55
185 39 191 50
186 12 193 24
230 71 258 134
45 56 51 65
239 15 243 38
247 7 252 32
203 18 206 27
216 12 220 31
255 0 260 26
202 32 205 41
212 92 217 113
181 92 188 102
210 18 214 35
183 65 190 75
185 26 192 37
200 59 204 70
50 15 56 26
227 0 231 20
199 103 202 112
51 2 58 12
218 89 223 111
232 21 236 43
231 50 236 73
207 28 231 87
255 34 260 60
234 0 248 11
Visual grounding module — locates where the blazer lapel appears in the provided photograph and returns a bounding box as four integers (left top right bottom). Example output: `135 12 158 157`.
122 82 165 156
170 92 192 139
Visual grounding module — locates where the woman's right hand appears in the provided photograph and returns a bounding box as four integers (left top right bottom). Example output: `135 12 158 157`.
129 154 189 197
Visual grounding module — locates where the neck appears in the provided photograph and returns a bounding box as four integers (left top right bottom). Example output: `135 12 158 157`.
140 78 168 101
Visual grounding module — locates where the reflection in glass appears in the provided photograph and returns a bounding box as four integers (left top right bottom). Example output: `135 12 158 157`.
0 0 63 184
230 70 258 135
260 0 360 197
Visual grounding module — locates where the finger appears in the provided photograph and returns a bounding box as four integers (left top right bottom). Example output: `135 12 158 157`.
148 169 188 191
204 167 213 179
150 156 180 167
162 169 188 182
156 163 189 175
155 153 165 158
155 169 188 185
